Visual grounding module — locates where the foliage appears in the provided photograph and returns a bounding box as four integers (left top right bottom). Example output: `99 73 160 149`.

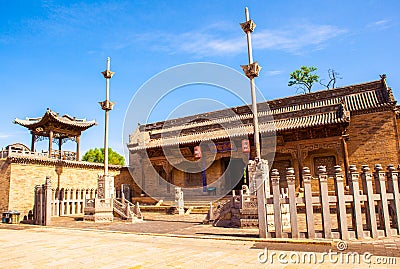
319 69 342 90
288 66 319 94
82 147 125 165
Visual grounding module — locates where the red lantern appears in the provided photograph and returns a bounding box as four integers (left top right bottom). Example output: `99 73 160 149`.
242 139 250 153
194 146 202 158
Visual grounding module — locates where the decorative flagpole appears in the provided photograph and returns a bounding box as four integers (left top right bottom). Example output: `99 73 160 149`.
241 7 262 160
240 7 268 238
84 57 116 223
100 57 115 176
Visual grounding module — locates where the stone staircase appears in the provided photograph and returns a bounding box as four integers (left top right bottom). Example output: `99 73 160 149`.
113 197 143 222
136 197 231 215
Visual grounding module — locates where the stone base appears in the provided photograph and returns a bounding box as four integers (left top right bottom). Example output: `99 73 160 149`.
177 208 185 215
83 198 114 223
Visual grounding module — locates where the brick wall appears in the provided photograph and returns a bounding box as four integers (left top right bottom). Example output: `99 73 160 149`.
0 159 11 212
347 110 400 169
114 167 142 197
1 158 138 219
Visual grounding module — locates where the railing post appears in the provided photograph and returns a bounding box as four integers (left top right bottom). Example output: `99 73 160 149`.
374 164 391 236
44 177 52 226
317 166 332 239
361 165 378 238
334 165 349 240
33 186 39 224
387 164 400 235
286 167 299 238
71 188 77 215
271 169 282 238
302 167 315 239
349 165 364 239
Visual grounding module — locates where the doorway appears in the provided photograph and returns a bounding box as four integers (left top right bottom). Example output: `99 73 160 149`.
222 158 247 191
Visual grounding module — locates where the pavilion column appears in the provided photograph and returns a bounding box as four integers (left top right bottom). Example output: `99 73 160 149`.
58 137 62 159
76 135 81 161
31 133 36 152
48 130 53 158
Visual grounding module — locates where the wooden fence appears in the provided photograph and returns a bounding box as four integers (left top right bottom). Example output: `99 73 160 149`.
265 164 400 239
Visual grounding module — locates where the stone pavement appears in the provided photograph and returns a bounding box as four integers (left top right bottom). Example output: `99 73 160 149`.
0 213 399 268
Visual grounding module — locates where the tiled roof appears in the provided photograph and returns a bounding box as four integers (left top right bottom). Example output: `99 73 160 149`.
14 108 97 130
7 154 122 170
128 78 394 150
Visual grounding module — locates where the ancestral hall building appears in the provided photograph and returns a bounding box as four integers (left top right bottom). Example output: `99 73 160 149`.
128 76 400 195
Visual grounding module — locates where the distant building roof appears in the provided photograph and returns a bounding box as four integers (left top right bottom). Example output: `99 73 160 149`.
128 77 395 151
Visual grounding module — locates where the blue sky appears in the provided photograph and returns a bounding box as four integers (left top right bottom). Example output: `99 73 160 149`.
1 0 399 158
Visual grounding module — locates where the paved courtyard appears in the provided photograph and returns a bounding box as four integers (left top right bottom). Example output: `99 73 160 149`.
0 213 399 268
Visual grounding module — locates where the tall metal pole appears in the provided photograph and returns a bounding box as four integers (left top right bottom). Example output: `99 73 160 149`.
241 7 262 160
100 57 115 176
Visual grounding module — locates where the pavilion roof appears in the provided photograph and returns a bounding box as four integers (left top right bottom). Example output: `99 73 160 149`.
128 77 395 151
14 108 97 137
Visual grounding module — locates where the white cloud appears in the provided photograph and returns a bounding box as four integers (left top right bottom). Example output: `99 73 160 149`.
26 1 128 37
0 133 10 139
367 19 394 30
265 70 284 76
135 22 347 57
253 24 347 53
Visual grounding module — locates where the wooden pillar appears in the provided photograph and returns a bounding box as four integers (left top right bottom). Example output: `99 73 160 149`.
296 145 304 187
141 157 145 194
341 135 350 186
48 130 53 158
162 162 173 193
31 133 36 152
58 137 62 159
76 135 81 161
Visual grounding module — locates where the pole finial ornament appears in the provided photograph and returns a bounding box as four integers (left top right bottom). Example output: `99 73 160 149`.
100 57 114 176
240 7 262 159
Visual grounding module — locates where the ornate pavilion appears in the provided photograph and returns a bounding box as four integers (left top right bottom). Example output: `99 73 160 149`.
13 108 97 161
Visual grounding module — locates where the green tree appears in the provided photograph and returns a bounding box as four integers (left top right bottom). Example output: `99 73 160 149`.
288 66 319 94
82 148 125 165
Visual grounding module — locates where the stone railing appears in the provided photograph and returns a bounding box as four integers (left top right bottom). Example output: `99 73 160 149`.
113 193 143 221
1 147 77 160
34 178 141 225
50 188 97 216
210 163 400 240
264 164 400 240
